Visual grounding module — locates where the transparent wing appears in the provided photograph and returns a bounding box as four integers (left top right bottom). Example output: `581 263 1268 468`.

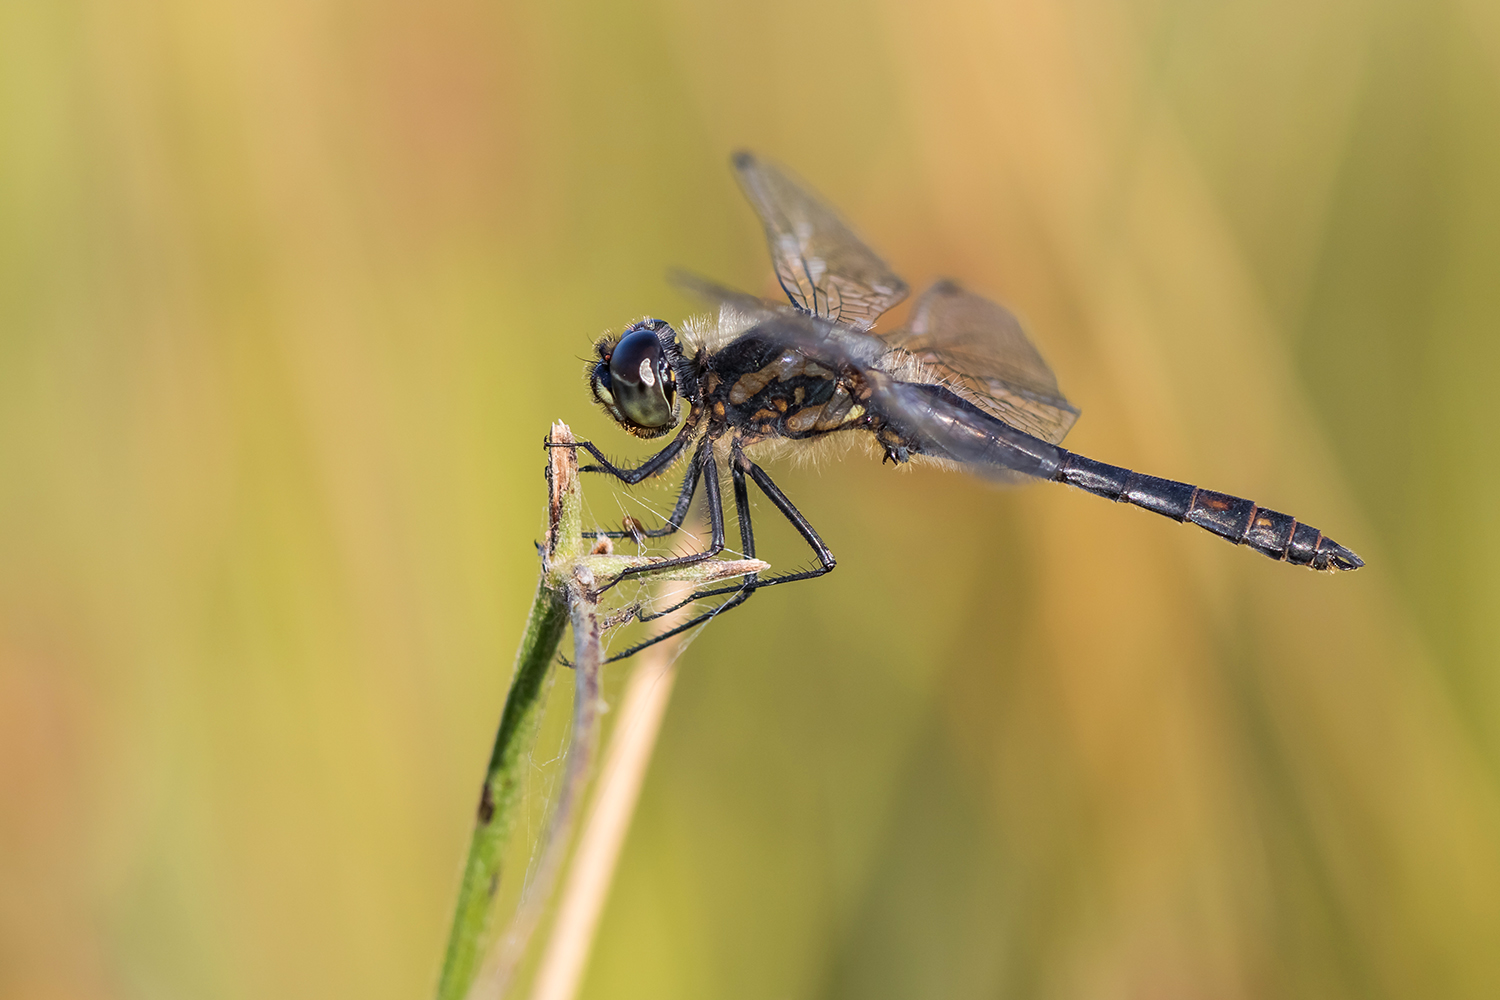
674 274 1063 482
893 280 1080 445
732 151 909 330
670 271 889 370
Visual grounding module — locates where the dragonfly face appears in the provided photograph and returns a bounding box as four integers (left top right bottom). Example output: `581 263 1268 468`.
567 151 1363 663
588 318 688 438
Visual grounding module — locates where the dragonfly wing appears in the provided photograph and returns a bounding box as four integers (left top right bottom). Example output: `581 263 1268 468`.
675 275 1060 481
893 280 1080 445
672 271 891 369
669 270 779 323
732 151 909 330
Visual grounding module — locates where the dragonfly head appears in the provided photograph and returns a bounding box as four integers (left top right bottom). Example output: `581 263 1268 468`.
589 319 686 438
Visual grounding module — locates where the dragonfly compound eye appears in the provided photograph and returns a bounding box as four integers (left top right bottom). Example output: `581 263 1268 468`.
605 325 678 435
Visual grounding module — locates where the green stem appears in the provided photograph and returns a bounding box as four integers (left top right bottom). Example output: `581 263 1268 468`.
478 568 605 998
435 579 568 1000
435 422 767 1000
436 423 585 1000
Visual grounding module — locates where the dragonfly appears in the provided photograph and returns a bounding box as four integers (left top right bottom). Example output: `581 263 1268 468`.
563 151 1363 661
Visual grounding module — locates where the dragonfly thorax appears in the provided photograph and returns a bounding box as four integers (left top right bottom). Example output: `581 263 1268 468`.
700 332 872 446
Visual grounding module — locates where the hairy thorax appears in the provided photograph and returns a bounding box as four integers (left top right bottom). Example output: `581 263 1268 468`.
698 335 876 448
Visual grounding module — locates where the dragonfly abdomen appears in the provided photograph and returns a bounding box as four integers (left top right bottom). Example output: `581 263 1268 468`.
1055 452 1363 572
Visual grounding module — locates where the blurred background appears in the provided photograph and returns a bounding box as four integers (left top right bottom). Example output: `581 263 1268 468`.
3 0 1499 997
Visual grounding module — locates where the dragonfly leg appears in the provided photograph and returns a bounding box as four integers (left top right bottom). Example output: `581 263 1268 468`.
592 447 725 599
602 449 761 663
742 453 837 583
584 438 705 541
632 445 835 627
547 420 697 486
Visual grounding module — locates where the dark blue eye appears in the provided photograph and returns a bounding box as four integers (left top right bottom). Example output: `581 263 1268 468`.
602 326 677 432
609 330 663 389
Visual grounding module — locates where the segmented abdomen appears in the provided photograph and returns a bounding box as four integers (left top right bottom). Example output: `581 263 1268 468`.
1055 453 1363 572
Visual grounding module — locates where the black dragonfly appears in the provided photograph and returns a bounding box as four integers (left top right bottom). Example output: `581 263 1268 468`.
565 151 1363 661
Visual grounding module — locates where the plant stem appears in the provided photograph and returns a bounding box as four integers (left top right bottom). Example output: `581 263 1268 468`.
436 581 567 1000
470 565 605 999
527 582 689 1000
436 424 585 1000
436 422 767 1000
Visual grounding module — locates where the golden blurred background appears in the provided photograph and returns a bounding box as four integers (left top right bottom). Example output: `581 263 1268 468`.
4 0 1500 997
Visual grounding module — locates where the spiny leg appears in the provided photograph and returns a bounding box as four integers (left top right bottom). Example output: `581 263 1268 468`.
636 445 835 626
548 419 697 486
742 455 837 584
603 449 762 664
584 437 705 542
591 447 726 600
733 450 757 570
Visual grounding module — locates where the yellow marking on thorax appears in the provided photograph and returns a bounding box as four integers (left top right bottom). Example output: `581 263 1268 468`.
833 404 866 427
785 405 826 433
729 353 834 404
730 369 775 404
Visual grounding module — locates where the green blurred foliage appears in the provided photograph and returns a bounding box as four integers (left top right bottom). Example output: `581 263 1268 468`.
1 0 1498 998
